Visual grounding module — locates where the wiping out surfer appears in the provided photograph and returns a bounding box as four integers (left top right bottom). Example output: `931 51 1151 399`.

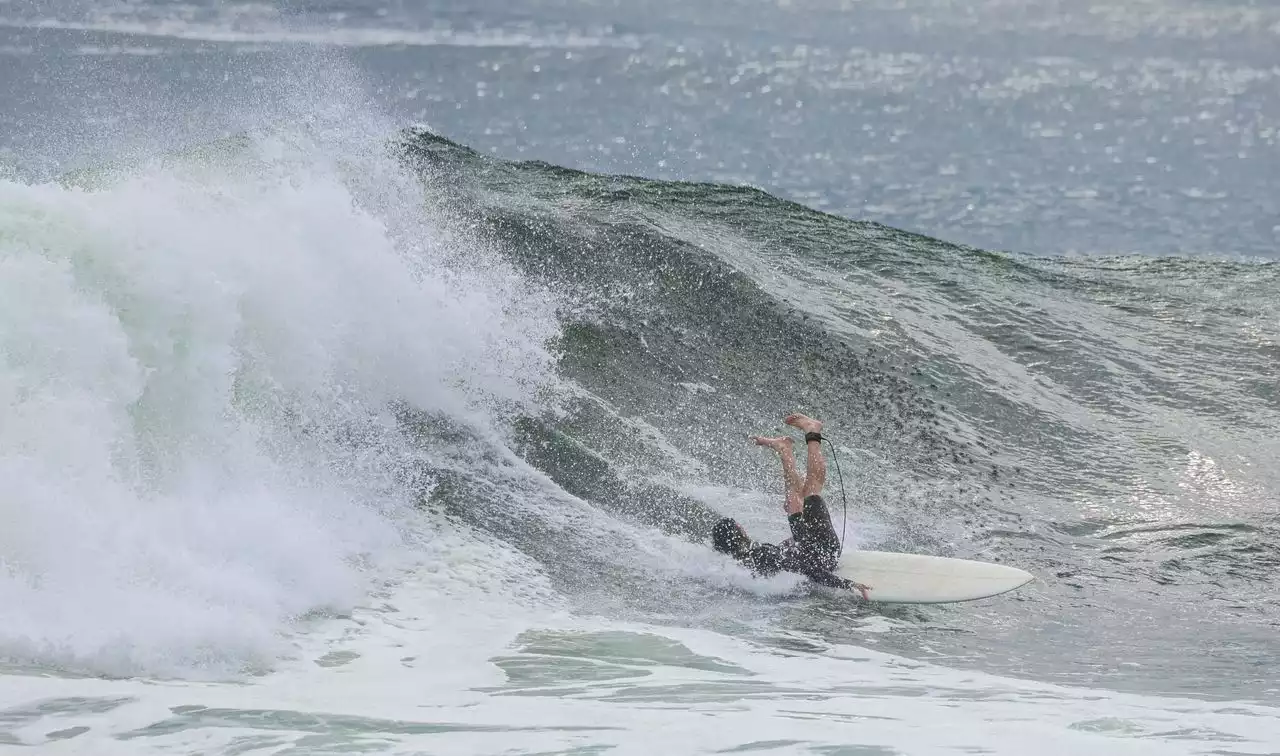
711 413 871 600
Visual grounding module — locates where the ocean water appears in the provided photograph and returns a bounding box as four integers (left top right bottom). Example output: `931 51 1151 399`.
1 1 1278 754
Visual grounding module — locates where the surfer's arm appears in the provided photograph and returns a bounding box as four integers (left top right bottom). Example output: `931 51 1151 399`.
807 570 872 601
745 543 783 577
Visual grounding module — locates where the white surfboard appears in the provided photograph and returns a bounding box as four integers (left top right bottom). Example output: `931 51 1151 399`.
835 550 1034 604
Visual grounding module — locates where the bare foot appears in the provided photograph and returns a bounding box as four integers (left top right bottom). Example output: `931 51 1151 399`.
749 435 794 453
783 413 823 435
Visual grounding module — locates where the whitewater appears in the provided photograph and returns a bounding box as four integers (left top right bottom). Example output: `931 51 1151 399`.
2 2 1280 754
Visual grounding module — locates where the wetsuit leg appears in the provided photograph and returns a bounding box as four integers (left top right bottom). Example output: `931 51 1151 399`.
792 495 841 572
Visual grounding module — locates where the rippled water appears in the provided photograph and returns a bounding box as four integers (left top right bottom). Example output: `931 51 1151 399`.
3 0 1279 257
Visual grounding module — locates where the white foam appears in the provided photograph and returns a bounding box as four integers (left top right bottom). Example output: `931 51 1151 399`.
3 600 1278 755
0 117 560 678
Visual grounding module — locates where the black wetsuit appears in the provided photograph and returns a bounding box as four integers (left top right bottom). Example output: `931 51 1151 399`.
742 495 851 589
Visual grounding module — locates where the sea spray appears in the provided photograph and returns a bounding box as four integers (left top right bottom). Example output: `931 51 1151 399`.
0 130 561 678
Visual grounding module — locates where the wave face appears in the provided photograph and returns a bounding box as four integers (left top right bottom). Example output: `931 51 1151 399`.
1 120 1276 700
398 129 1280 699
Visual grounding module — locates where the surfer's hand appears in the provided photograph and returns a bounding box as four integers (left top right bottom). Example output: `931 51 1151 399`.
852 582 871 601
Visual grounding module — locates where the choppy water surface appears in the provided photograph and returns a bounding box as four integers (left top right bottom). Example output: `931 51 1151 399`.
0 1 1277 754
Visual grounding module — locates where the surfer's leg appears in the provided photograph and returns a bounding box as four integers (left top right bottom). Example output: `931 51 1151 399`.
784 414 825 498
802 436 827 498
750 435 804 515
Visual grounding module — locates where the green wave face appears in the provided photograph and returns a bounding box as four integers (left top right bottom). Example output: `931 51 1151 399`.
400 129 1280 700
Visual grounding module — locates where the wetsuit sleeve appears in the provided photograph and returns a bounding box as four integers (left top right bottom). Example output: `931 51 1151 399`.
805 569 853 590
744 543 783 577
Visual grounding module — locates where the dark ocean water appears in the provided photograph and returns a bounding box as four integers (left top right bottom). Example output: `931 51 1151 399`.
1 0 1277 706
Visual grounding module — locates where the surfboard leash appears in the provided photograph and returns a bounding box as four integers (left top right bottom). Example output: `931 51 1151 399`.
825 437 849 556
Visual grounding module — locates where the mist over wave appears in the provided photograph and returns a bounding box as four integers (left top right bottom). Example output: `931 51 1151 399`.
0 115 561 677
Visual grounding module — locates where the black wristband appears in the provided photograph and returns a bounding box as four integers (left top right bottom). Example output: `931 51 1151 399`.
805 431 823 444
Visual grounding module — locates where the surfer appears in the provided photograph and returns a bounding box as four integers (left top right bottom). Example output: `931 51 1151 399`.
711 413 871 600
